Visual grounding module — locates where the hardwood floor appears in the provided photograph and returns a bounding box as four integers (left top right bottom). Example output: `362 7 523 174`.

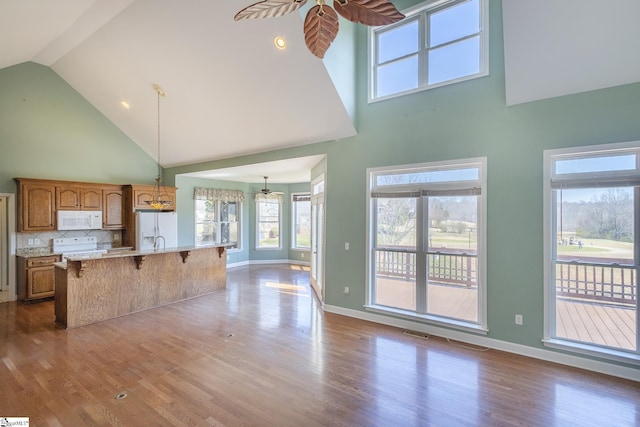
1 264 639 426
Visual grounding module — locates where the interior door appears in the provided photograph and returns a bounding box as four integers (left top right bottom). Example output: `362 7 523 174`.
310 180 325 301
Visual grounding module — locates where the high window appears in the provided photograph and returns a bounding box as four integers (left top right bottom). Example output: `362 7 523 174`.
367 158 487 331
544 142 640 361
369 0 488 101
256 193 282 249
292 193 311 250
194 188 243 250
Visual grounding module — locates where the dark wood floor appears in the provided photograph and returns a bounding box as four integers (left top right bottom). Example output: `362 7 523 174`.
1 264 639 426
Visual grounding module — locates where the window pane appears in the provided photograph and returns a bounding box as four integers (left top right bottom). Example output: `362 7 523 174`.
428 36 480 85
426 195 478 322
556 188 633 263
221 201 237 222
375 250 416 310
555 154 636 175
377 55 419 98
378 20 419 63
428 196 478 253
293 198 311 249
196 222 216 245
376 167 479 186
221 222 238 244
554 186 636 350
430 0 479 46
258 200 280 248
376 198 417 249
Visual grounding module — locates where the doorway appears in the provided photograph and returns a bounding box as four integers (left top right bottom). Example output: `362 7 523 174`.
0 194 16 303
310 176 325 302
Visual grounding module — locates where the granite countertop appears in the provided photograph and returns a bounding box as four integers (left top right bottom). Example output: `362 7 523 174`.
62 245 226 262
17 246 134 258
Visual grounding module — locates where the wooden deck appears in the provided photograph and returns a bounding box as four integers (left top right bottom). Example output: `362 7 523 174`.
377 277 636 349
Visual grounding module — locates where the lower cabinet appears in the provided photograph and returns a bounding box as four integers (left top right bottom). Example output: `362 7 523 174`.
17 255 61 302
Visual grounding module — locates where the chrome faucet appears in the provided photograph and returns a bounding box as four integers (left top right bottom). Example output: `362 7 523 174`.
153 235 166 252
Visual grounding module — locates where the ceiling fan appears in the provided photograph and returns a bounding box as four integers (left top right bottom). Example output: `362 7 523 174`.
260 176 272 195
234 0 405 58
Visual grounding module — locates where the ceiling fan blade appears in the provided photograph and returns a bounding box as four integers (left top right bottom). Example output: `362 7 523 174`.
304 5 339 59
235 0 307 21
333 0 404 26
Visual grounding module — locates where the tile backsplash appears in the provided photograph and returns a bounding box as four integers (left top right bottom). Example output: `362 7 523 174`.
17 230 123 253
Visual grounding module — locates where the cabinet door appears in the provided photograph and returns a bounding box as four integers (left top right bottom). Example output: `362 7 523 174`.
81 188 103 210
21 182 55 231
56 186 80 210
27 265 56 299
133 186 176 211
103 189 124 229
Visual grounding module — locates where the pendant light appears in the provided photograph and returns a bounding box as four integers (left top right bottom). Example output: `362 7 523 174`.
146 84 172 210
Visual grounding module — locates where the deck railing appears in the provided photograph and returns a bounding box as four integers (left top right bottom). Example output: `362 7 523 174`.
375 248 477 288
555 260 636 305
375 249 638 305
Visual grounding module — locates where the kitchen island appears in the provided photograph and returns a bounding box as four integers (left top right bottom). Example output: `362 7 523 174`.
54 245 226 328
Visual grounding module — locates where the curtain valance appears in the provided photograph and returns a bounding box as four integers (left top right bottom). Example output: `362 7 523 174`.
194 187 245 203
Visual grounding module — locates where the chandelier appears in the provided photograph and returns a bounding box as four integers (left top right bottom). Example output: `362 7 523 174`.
146 84 172 210
234 0 404 58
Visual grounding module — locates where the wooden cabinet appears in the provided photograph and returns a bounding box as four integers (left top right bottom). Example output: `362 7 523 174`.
15 179 56 232
56 185 102 210
122 184 177 248
102 186 124 229
129 184 176 211
17 255 61 301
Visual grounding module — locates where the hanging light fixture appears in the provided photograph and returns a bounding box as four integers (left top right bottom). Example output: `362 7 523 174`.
146 84 172 210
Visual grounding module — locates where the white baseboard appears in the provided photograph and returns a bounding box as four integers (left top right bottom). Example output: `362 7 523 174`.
227 259 310 269
324 304 640 382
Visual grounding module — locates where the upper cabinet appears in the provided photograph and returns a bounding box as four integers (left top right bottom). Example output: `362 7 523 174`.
102 186 124 229
125 184 176 211
15 178 127 232
56 185 103 210
15 179 56 232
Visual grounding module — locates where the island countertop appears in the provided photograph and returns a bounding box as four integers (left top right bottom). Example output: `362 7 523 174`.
55 245 227 328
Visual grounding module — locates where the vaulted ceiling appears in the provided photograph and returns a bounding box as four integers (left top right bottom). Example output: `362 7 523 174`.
2 0 639 183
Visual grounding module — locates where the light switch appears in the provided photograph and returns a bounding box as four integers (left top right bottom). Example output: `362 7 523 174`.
345 242 349 250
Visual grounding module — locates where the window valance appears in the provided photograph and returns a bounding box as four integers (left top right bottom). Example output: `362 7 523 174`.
255 192 283 202
194 187 245 203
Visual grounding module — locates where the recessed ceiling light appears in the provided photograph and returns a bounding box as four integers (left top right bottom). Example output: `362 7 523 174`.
120 100 131 109
274 36 286 50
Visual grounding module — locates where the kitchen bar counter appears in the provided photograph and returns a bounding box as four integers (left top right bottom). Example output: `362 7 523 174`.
54 245 226 328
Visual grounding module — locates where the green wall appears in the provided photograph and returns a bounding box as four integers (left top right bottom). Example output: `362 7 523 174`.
167 0 640 370
175 176 311 265
0 62 158 192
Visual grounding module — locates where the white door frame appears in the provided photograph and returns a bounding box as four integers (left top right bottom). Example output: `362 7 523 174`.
310 176 325 302
0 193 17 302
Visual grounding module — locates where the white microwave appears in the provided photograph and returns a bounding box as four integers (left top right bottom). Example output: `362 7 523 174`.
57 210 103 230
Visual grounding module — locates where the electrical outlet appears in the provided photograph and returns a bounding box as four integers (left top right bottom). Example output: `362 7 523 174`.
343 286 350 295
515 314 523 325
113 233 120 242
28 239 34 246
301 253 305 258
34 238 41 245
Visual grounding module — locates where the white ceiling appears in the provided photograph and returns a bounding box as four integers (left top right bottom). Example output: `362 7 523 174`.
2 1 639 182
181 154 326 184
0 0 355 179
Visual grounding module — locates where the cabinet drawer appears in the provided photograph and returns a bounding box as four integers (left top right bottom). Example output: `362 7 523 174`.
27 256 59 267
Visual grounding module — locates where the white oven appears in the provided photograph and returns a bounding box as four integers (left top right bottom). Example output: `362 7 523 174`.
53 237 107 262
57 210 102 230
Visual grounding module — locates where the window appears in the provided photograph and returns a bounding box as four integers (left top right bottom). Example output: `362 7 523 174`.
194 188 243 249
544 142 640 361
370 0 488 101
367 158 487 331
256 193 282 249
292 193 311 250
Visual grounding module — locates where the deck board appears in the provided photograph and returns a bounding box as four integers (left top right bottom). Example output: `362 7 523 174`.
377 277 636 350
